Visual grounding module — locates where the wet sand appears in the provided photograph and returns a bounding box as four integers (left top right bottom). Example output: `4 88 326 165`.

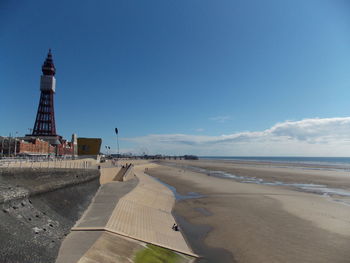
161 159 350 190
147 160 350 263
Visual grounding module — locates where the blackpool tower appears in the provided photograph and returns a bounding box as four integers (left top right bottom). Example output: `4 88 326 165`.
32 49 58 137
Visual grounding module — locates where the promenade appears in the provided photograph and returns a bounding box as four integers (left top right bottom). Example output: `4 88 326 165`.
56 163 197 263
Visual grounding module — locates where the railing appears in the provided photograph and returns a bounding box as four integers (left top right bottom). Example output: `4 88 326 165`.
0 158 97 169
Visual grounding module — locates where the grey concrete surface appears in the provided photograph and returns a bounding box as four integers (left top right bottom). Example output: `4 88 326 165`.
55 178 138 263
56 231 145 263
0 168 100 263
74 178 138 228
55 231 104 263
0 168 99 203
77 232 145 263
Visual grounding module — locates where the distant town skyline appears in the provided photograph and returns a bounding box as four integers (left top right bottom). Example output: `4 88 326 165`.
1 0 350 156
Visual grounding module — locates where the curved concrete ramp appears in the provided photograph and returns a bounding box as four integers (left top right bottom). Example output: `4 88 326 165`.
56 165 197 263
104 168 194 256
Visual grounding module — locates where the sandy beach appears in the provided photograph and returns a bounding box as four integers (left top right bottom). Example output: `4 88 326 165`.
146 159 350 263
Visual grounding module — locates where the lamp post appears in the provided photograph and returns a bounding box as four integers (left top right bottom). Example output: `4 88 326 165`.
115 127 119 163
115 128 119 166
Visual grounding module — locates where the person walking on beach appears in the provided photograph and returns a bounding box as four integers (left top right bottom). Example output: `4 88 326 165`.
172 223 179 231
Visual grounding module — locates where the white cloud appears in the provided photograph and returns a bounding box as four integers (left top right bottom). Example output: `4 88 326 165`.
122 117 350 156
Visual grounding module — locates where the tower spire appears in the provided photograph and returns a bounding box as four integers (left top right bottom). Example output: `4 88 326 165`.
42 49 56 76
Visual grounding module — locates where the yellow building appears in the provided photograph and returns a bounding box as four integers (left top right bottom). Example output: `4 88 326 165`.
77 138 102 156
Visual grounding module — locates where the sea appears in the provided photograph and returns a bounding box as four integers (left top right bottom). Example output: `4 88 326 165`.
200 156 350 166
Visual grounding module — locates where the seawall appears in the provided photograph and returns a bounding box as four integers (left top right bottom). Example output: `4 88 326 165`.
0 168 100 263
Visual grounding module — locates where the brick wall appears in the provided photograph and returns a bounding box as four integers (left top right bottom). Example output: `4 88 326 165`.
18 139 55 155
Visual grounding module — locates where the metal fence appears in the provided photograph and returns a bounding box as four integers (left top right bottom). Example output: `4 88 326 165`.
0 158 97 169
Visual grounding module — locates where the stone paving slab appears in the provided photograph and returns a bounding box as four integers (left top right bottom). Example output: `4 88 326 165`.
76 232 144 263
56 231 103 263
104 167 196 257
74 179 138 228
61 164 198 261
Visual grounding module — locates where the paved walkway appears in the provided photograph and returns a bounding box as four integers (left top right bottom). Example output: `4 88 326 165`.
105 166 194 256
57 164 197 262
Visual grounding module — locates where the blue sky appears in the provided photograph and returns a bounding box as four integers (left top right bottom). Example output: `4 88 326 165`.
1 0 350 155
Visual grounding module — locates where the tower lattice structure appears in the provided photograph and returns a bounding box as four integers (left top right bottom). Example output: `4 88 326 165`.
32 49 58 136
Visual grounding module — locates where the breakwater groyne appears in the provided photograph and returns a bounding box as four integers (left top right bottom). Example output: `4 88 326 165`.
0 168 100 263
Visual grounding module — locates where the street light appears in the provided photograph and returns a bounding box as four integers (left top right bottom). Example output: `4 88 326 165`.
115 128 119 158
